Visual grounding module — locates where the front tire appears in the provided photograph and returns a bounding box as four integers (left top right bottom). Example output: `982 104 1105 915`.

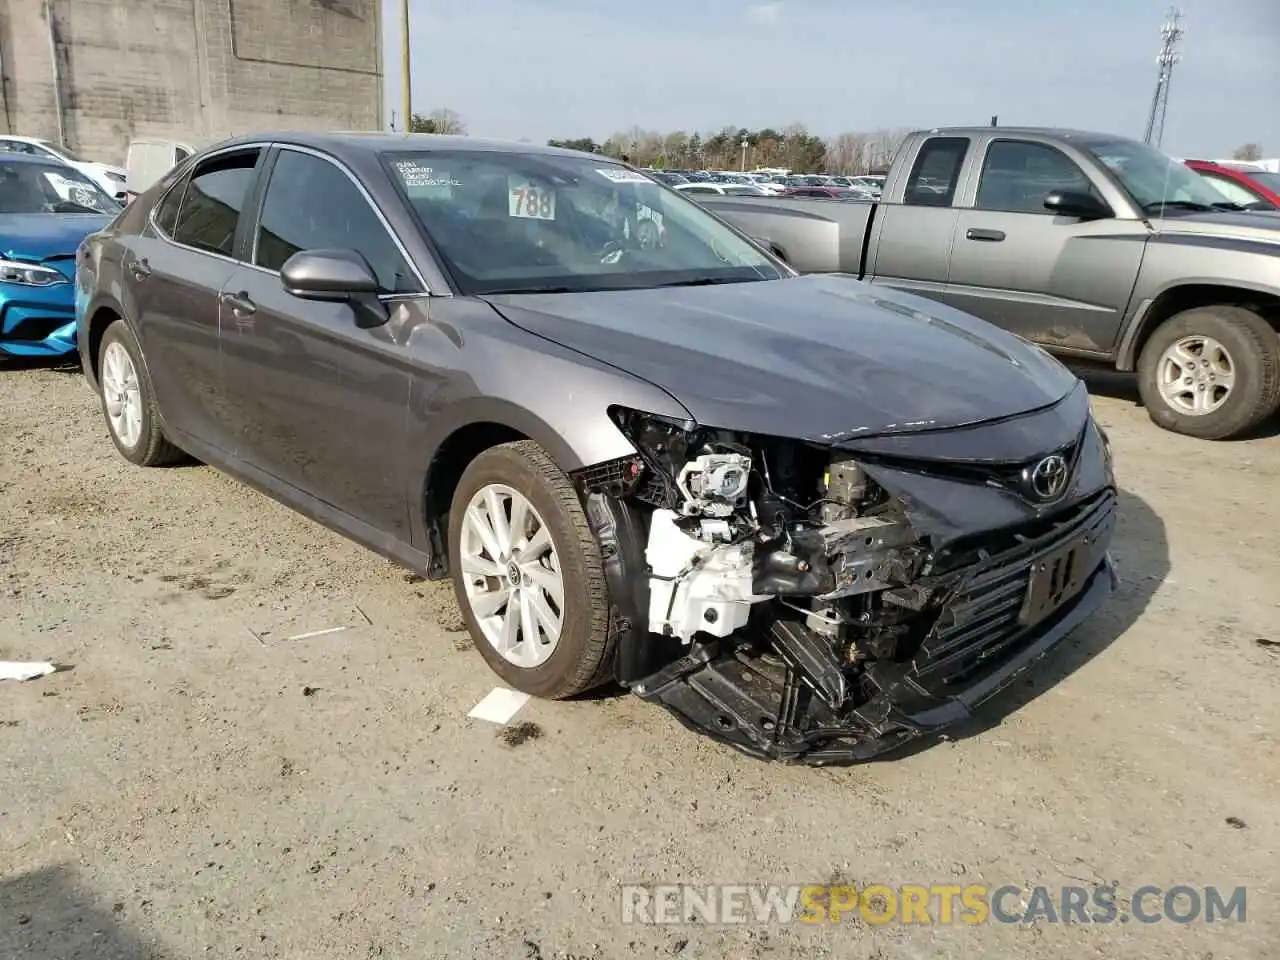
1136 306 1280 440
447 440 614 699
97 320 185 466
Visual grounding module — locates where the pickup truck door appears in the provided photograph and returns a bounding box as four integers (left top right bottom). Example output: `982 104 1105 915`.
867 135 972 295
944 136 1148 355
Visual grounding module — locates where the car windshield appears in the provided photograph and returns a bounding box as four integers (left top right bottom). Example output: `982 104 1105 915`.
1249 171 1280 192
1085 139 1230 211
0 160 120 215
38 140 87 163
385 151 783 295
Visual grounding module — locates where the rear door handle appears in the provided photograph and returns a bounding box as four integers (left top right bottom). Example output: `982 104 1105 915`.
129 257 152 280
965 228 1006 242
219 291 256 315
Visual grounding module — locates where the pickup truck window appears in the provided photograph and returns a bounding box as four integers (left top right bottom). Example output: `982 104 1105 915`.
1195 171 1262 207
904 137 968 207
975 140 1097 214
1084 138 1227 212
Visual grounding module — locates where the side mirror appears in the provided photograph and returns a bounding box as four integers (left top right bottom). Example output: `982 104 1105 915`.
281 249 378 301
1044 190 1112 220
280 249 387 328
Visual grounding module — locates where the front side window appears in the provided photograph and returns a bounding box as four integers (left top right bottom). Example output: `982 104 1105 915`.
385 150 782 295
0 160 120 215
254 150 418 294
904 137 969 207
975 140 1100 214
172 150 260 257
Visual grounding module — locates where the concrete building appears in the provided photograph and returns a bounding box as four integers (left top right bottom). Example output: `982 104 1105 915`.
0 0 383 164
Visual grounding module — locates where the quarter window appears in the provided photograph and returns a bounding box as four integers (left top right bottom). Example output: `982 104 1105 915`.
254 150 418 294
172 150 260 257
904 137 969 207
153 179 186 237
976 141 1099 214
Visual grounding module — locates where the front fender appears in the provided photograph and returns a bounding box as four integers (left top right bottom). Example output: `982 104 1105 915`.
1115 237 1280 369
401 296 693 553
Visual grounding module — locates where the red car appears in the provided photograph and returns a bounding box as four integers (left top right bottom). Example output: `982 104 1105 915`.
1184 160 1280 211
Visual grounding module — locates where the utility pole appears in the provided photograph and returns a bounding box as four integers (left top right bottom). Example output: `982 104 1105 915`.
400 0 412 132
1143 8 1184 148
740 136 748 172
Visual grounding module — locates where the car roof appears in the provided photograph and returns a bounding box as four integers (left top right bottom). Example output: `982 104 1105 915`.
209 131 621 164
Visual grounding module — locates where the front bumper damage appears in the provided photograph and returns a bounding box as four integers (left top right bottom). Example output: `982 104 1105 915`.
579 390 1119 765
631 492 1116 764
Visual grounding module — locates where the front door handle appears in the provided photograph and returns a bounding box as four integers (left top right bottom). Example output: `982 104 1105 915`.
219 291 256 315
965 228 1006 242
129 257 152 280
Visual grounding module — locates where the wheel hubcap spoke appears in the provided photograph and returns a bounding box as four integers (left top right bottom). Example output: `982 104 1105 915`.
458 483 566 669
101 342 143 447
1155 334 1234 417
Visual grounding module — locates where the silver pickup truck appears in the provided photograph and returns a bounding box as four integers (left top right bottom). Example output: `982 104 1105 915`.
700 126 1280 440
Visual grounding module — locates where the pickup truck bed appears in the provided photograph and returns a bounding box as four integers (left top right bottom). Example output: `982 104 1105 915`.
697 126 1280 441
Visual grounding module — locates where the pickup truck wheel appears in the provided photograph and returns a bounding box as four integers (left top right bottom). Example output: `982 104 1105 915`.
448 440 614 699
1137 306 1280 440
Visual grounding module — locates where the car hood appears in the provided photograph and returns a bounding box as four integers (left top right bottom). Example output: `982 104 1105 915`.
484 274 1079 440
0 213 112 263
1152 209 1280 243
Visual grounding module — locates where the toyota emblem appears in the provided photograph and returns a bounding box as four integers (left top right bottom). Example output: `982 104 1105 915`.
1028 454 1070 501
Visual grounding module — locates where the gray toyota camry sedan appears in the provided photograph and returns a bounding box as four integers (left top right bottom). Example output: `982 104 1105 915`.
75 133 1117 764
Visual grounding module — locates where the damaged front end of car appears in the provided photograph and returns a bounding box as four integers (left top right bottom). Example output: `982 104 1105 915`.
572 385 1118 764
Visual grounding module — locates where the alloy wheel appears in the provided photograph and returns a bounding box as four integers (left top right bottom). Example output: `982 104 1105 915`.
101 341 143 447
458 483 565 669
1156 334 1235 416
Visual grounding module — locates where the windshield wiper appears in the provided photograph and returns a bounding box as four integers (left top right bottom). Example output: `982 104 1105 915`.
1143 200 1215 213
652 276 754 288
485 285 577 295
1210 201 1247 211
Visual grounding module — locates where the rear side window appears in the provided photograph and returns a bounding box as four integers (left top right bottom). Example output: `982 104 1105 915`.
253 149 418 294
172 150 260 257
904 137 969 207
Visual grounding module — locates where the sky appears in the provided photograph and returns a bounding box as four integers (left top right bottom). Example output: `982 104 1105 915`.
380 0 1279 159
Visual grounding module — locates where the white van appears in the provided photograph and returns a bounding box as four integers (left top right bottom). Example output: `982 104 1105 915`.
125 139 196 198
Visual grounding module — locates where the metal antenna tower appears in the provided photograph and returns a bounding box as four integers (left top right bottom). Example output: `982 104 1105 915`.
1143 7 1184 147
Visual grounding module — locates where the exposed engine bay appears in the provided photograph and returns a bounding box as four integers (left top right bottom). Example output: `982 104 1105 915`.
574 406 1118 764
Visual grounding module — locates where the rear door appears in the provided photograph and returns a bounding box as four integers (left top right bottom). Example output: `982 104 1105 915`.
217 145 425 539
867 135 971 295
121 146 264 452
945 137 1147 353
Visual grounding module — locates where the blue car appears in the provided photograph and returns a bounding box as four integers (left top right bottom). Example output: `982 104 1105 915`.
1 153 120 357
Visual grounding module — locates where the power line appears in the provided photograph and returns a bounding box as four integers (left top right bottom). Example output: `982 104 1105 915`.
1143 7 1184 148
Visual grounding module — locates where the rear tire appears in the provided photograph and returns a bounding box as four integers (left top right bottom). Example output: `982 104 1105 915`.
1136 306 1280 440
447 440 614 699
96 320 186 466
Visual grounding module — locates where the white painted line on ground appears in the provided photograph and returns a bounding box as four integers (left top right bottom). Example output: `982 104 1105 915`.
282 626 350 642
467 687 531 724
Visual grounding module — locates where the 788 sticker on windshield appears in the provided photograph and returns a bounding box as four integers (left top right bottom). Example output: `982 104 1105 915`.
508 178 555 220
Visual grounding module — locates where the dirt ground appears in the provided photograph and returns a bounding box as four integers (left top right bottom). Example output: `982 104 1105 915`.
1 359 1277 960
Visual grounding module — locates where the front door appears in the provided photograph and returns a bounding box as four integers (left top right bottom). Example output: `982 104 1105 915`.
944 138 1147 354
218 146 425 540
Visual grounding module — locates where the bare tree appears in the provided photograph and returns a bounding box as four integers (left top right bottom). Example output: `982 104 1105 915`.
826 132 872 175
1231 143 1263 162
427 108 467 135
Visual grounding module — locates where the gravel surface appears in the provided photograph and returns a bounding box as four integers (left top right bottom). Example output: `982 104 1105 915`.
1 359 1277 959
